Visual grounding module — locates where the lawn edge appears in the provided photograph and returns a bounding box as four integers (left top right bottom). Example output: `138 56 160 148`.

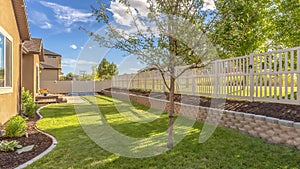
15 105 58 169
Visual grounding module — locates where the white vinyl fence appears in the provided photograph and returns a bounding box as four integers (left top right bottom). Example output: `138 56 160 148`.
112 47 300 105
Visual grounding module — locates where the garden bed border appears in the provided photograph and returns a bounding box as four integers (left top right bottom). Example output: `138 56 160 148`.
15 105 58 169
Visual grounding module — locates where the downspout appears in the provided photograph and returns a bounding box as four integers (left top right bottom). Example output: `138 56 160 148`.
18 40 24 115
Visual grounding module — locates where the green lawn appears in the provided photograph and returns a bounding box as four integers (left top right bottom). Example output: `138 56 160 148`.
29 95 300 169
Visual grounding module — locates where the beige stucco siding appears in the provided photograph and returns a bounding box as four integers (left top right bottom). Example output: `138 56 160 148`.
43 55 61 68
0 1 21 124
22 54 40 99
40 69 59 81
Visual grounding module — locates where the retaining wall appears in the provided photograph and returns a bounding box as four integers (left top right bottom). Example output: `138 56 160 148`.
102 90 300 150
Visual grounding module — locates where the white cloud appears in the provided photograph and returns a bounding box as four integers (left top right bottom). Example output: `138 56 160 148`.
28 10 53 29
108 0 138 26
65 28 72 33
40 22 52 29
40 1 94 27
70 44 78 50
62 58 98 69
202 0 216 11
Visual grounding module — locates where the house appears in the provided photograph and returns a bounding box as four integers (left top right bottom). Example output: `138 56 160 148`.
22 38 44 99
0 0 30 124
40 49 62 81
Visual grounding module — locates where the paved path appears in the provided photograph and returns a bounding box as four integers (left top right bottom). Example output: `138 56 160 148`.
63 96 85 103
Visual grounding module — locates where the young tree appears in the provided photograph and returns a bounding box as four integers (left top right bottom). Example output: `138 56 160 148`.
97 58 118 80
87 0 232 148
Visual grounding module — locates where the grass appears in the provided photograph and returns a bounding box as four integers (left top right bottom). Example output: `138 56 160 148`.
28 95 300 169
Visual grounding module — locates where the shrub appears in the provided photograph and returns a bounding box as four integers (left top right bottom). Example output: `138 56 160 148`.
0 140 22 152
5 115 27 138
22 88 38 117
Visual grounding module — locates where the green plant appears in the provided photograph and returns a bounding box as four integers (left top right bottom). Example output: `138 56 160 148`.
22 88 38 117
0 140 22 152
5 115 27 138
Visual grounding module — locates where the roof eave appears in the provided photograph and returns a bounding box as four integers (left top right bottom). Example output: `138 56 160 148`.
12 0 31 41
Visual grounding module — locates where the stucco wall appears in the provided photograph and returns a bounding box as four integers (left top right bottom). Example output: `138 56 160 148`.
0 1 21 124
43 55 61 68
40 69 59 81
22 53 40 98
102 90 300 150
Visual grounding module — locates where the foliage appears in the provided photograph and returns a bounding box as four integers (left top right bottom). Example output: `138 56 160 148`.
0 140 22 152
270 0 300 48
29 96 300 168
212 0 270 58
22 88 38 117
97 58 118 80
65 72 74 80
5 115 27 138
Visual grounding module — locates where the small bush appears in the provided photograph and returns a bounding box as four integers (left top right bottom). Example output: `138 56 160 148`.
0 140 22 152
22 88 38 117
5 115 27 138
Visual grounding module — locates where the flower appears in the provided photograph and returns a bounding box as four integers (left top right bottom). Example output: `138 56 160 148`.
39 88 49 95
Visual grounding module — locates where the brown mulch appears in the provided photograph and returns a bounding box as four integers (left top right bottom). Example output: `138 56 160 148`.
106 88 300 122
0 115 52 169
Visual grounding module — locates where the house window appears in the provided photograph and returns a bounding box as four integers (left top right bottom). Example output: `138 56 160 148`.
48 56 56 59
0 32 12 88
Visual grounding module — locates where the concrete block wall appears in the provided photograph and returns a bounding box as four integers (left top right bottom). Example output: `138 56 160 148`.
102 90 300 150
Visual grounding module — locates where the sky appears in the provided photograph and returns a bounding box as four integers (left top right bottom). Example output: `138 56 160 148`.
25 0 216 75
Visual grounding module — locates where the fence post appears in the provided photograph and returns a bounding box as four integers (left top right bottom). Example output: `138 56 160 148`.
192 69 196 95
249 54 254 102
152 71 155 91
213 61 220 97
297 49 300 101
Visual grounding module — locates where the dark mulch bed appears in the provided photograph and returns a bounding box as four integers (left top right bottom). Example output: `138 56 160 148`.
105 88 300 122
0 115 52 169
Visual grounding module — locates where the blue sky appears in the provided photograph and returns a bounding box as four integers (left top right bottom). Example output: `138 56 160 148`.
25 0 216 75
25 0 132 74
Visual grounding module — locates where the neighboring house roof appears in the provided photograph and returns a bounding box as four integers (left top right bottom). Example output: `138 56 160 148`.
12 0 30 40
40 62 60 70
23 38 45 61
44 49 61 56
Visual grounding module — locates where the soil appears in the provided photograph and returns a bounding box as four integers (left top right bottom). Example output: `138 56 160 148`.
0 115 52 169
105 88 300 122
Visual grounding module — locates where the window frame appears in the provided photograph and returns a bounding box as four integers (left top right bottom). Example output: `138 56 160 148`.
0 26 13 94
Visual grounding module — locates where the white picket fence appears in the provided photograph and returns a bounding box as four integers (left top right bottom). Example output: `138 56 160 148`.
112 46 300 105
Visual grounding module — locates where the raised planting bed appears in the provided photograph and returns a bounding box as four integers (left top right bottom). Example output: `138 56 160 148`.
104 88 300 122
0 115 52 169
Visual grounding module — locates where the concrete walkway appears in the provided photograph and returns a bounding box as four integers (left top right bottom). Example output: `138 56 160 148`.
63 96 85 104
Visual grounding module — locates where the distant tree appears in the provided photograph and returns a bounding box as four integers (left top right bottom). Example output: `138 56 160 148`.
65 72 74 81
97 58 118 80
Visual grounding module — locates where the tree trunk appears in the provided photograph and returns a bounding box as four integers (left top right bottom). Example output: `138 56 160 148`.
167 75 175 148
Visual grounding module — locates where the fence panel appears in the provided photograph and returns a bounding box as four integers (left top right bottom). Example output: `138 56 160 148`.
111 47 300 105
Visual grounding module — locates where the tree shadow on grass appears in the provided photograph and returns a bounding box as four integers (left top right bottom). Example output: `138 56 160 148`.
33 97 300 169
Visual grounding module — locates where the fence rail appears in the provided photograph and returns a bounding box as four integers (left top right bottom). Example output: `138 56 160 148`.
112 47 300 105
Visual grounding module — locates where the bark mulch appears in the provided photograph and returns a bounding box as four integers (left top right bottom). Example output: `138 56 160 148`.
0 115 52 169
106 88 300 122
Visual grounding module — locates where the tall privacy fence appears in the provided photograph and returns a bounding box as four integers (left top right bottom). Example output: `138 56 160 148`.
112 47 300 105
